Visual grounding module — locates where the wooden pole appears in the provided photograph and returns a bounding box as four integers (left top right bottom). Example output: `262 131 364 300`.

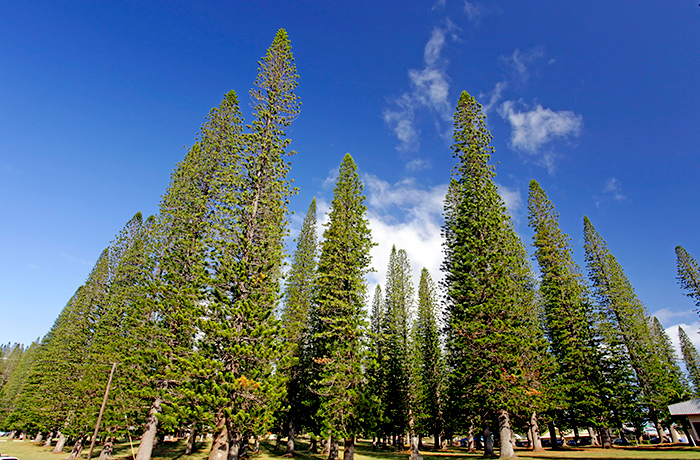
87 363 117 460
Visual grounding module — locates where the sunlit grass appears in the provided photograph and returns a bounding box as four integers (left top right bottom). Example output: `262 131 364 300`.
1 437 698 460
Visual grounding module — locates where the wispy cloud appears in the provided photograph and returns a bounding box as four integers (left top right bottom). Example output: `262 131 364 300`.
432 0 446 10
384 26 455 152
464 2 486 26
603 177 625 202
501 47 544 84
405 158 431 172
61 252 93 267
498 100 583 172
480 81 508 115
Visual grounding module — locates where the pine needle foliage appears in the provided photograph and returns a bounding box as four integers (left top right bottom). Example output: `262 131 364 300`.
676 246 700 311
312 153 373 454
527 180 607 427
583 217 679 432
678 326 700 397
442 91 542 458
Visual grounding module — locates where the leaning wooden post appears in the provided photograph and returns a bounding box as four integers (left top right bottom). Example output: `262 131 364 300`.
87 363 117 460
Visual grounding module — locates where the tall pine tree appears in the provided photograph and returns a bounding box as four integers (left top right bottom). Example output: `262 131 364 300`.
311 154 373 460
679 326 700 397
280 198 319 455
442 91 541 459
527 180 608 439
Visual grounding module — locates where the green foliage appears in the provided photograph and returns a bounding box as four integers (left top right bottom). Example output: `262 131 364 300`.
678 326 700 397
312 153 373 440
279 198 319 444
583 217 679 426
442 91 544 433
0 341 38 430
676 246 700 310
380 246 413 436
527 180 607 427
411 268 443 441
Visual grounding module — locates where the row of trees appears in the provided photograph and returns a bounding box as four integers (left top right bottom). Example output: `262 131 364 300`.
2 31 700 460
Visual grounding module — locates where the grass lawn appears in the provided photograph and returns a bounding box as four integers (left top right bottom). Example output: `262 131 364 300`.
1 437 698 460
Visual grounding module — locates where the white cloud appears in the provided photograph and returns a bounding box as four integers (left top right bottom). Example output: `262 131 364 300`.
498 100 583 172
654 308 696 326
432 0 446 10
496 182 523 224
480 81 508 115
501 47 544 84
362 176 447 298
665 322 700 358
603 177 625 202
464 2 486 26
384 26 454 152
405 158 431 172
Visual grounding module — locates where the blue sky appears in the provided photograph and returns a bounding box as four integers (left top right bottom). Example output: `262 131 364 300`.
2 1 700 350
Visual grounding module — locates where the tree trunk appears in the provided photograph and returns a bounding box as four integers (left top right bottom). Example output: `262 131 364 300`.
44 432 53 447
98 438 114 460
588 427 599 446
253 436 259 454
483 427 494 457
343 437 355 460
8 430 16 440
547 421 559 450
497 409 516 459
135 398 162 460
433 430 440 450
227 432 241 460
670 424 680 443
54 432 67 453
529 412 543 452
322 437 330 455
599 427 612 449
286 419 295 456
65 436 85 460
34 432 43 443
209 415 229 460
309 437 318 453
681 418 696 446
185 427 198 455
653 415 668 443
328 439 338 460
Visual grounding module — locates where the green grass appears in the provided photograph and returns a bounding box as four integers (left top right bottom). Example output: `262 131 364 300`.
1 437 698 460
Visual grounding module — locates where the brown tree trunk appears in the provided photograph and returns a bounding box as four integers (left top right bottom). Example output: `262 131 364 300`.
529 412 543 452
98 438 114 460
135 398 162 460
498 409 516 459
54 432 67 453
588 427 599 446
286 419 295 456
65 436 85 460
34 432 43 443
209 415 229 460
670 424 680 443
328 439 338 460
8 430 16 440
227 432 241 460
343 437 355 460
309 437 318 453
599 427 612 449
44 432 53 447
654 416 668 443
185 427 198 455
